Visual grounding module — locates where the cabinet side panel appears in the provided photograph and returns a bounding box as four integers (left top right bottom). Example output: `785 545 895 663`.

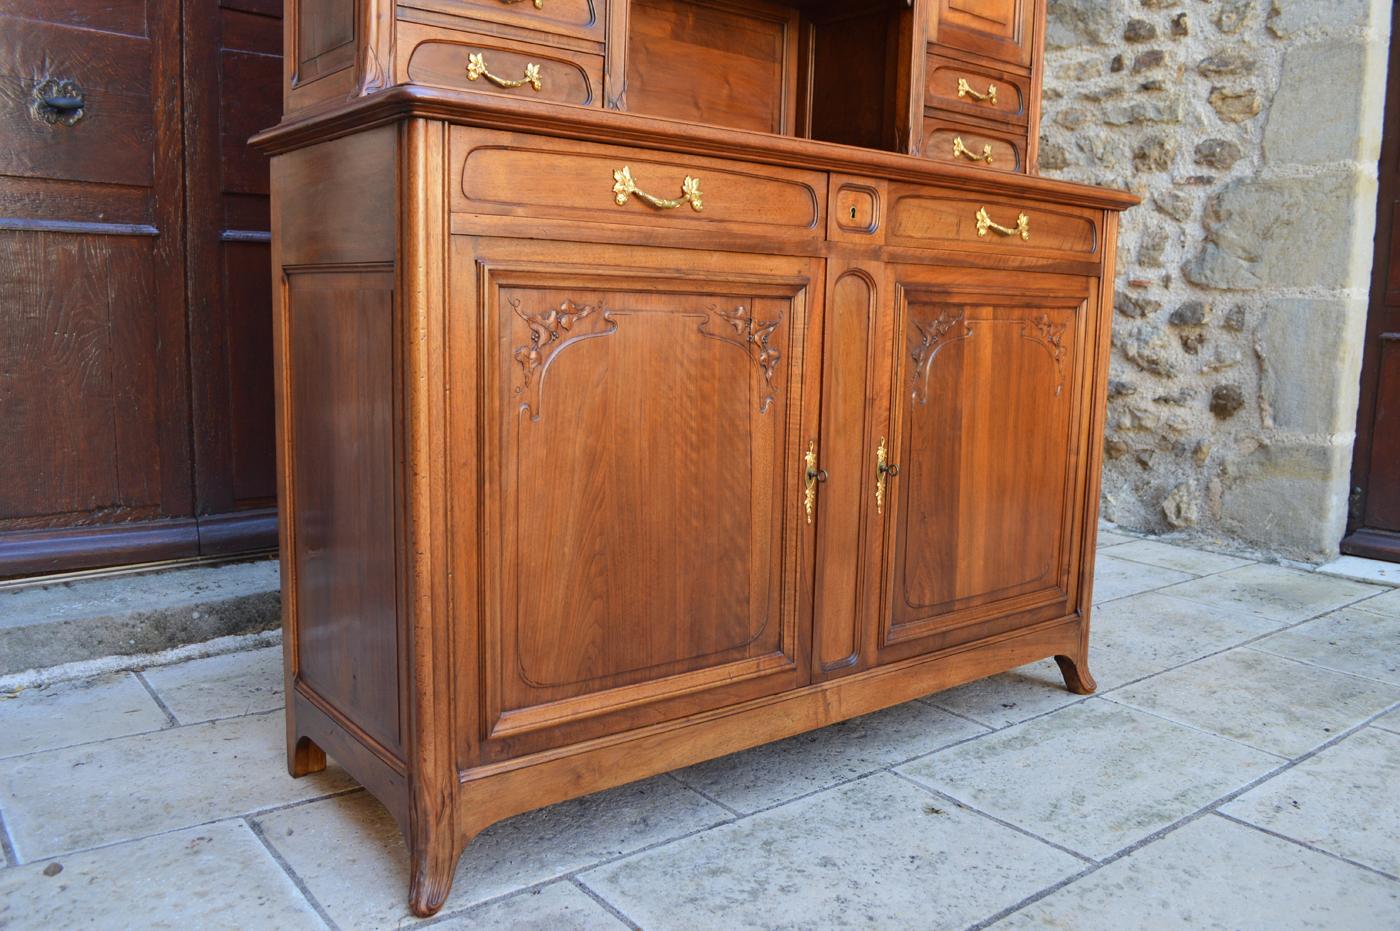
285 269 402 755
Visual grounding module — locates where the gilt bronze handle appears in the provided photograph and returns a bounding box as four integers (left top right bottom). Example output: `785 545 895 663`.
466 53 542 91
976 207 1030 241
957 78 998 104
500 0 544 8
612 166 704 212
30 79 85 126
952 136 994 164
875 437 899 515
804 440 827 526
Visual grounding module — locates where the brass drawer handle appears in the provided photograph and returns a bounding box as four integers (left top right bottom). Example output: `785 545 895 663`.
804 440 827 526
466 53 542 91
976 207 1030 241
612 166 704 212
30 78 85 126
957 78 998 104
875 437 899 515
952 136 994 164
500 0 544 8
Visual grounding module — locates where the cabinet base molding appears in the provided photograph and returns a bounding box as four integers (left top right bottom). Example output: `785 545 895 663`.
290 613 1092 916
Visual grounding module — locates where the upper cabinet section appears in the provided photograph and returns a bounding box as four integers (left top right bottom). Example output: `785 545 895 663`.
928 0 1038 68
277 0 1045 171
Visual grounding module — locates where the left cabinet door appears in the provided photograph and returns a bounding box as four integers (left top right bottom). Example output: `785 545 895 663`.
457 238 821 762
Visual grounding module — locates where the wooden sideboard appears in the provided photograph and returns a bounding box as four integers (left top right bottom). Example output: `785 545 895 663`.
255 0 1136 916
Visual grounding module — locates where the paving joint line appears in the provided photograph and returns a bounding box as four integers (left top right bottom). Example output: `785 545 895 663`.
244 814 343 931
0 805 20 868
571 876 645 930
1212 811 1400 883
134 669 182 728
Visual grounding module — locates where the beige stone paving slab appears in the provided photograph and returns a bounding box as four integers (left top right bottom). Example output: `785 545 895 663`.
142 645 283 723
1156 563 1385 624
1092 555 1194 604
1251 607 1400 686
0 672 168 760
899 700 1281 859
1317 555 1400 587
671 699 987 813
433 883 626 930
1376 707 1400 736
255 776 729 927
1221 727 1400 878
0 710 355 862
1102 539 1255 576
928 592 1283 729
1095 531 1134 547
0 820 326 930
925 660 1083 728
579 771 1083 931
1109 649 1400 758
991 815 1400 930
1355 585 1400 618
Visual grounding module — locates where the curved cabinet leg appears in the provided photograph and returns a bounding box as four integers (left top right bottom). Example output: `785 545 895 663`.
408 835 462 918
1054 654 1097 695
288 733 327 778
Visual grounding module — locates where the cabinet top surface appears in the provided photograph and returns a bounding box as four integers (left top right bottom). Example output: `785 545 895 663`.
253 85 1138 212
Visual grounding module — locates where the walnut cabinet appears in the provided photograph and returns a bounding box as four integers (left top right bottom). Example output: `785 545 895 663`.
257 0 1135 917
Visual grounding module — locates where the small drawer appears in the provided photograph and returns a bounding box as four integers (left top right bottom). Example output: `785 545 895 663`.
451 128 826 243
923 112 1026 174
401 23 603 106
925 54 1029 125
399 0 606 43
887 186 1101 260
827 175 887 244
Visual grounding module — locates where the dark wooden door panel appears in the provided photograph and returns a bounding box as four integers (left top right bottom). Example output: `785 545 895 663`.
875 267 1094 662
464 239 818 760
1344 18 1400 561
0 1 192 563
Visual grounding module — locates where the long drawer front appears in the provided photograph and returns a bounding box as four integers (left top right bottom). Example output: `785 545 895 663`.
451 127 828 245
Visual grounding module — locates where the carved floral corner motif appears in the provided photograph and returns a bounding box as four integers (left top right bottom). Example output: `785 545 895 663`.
510 297 608 419
700 304 783 414
910 308 973 405
1024 313 1068 396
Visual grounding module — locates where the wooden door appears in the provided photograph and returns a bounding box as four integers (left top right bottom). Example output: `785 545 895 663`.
929 0 1038 69
872 265 1098 664
0 0 193 573
184 0 283 554
1343 20 1400 562
461 239 819 761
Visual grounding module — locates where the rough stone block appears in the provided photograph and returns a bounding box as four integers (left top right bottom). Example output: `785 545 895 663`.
1047 0 1119 48
1268 0 1387 39
1264 40 1381 165
1254 298 1367 435
1219 441 1354 561
1184 170 1378 290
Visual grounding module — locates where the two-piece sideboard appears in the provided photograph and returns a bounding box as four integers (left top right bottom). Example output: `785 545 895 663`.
254 0 1137 916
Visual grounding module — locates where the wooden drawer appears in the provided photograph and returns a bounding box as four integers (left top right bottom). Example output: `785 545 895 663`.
400 22 602 106
887 185 1101 260
923 111 1026 173
925 54 1029 124
451 128 826 243
399 0 605 43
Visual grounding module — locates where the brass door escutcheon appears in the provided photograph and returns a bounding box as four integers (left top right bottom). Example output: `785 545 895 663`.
612 166 704 212
976 207 1030 241
952 136 994 164
957 78 998 104
500 0 544 8
30 78 85 126
466 53 542 90
875 437 899 515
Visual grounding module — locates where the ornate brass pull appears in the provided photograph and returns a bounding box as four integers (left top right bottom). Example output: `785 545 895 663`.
500 0 544 8
952 137 994 164
875 437 899 516
30 78 85 126
612 166 704 212
804 440 827 526
957 78 998 104
466 53 542 91
976 207 1030 241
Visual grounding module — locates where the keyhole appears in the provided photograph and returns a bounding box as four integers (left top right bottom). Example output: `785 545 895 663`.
849 205 858 220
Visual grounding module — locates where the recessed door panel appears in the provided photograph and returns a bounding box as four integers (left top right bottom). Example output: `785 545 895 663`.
931 0 1036 67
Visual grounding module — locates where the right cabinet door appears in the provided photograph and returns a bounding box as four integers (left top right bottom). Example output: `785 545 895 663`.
873 265 1100 664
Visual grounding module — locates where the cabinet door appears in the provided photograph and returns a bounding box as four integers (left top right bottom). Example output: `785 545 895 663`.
462 239 819 761
929 0 1038 68
873 266 1098 663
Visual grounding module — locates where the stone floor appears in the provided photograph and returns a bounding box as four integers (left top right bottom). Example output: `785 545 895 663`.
2 535 1399 929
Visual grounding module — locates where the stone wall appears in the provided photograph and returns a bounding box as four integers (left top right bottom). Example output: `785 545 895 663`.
1041 0 1393 560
